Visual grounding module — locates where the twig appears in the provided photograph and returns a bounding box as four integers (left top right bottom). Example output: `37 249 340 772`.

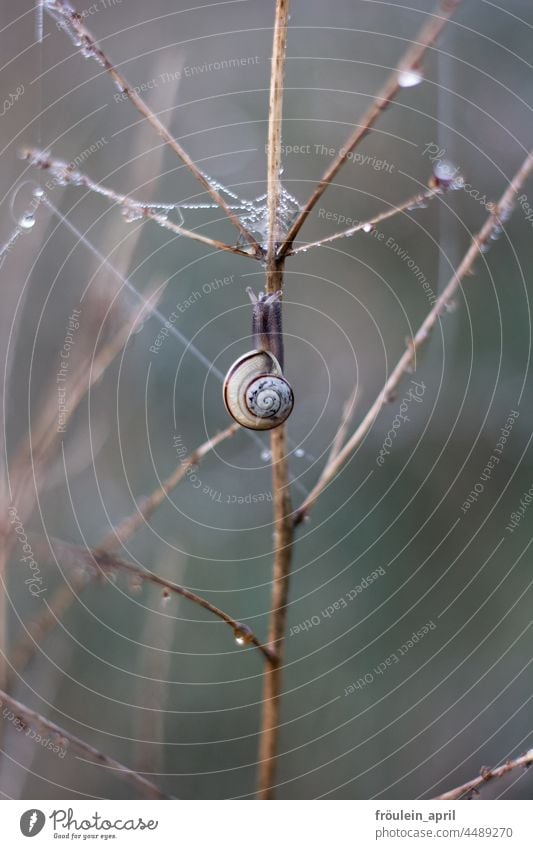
287 187 443 256
44 0 262 256
99 423 239 551
10 285 161 519
294 148 533 525
257 0 293 801
8 576 88 686
434 750 533 799
23 148 254 259
326 386 359 467
279 0 462 257
0 689 171 798
9 424 242 677
266 0 289 264
39 538 275 662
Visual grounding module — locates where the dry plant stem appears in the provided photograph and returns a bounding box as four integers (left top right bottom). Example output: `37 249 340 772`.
435 750 533 800
30 537 274 663
8 577 88 686
266 0 290 264
23 149 254 259
94 549 273 659
288 187 443 256
99 423 239 551
0 688 170 799
279 0 462 257
256 0 294 801
294 148 533 525
9 423 246 678
10 291 158 516
45 1 262 256
326 387 358 467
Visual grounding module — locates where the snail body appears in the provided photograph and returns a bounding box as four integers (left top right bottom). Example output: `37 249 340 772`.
223 350 294 430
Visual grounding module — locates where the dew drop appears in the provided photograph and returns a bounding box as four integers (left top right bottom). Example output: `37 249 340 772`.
362 223 373 233
19 213 35 230
233 622 253 646
398 68 423 88
33 187 44 199
294 447 305 459
261 449 271 462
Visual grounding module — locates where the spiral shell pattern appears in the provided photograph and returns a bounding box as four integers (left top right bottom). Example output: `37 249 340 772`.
223 350 294 430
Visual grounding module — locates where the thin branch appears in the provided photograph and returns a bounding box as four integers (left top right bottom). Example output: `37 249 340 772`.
287 186 444 256
0 688 171 798
326 386 359 467
434 750 533 799
24 148 255 259
39 537 275 662
266 0 290 265
99 423 239 552
9 424 243 677
10 285 161 518
44 0 262 256
294 148 533 525
9 576 88 684
257 0 294 801
278 0 462 257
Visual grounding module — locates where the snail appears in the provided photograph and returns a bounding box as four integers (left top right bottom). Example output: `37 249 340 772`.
223 289 294 430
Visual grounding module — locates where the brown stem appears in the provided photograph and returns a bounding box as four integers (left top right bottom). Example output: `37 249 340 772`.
266 0 289 264
99 423 239 552
279 0 462 258
34 537 274 663
294 148 533 525
8 577 87 686
45 0 262 256
0 688 171 799
287 187 444 256
9 424 242 680
23 148 255 259
435 750 533 799
256 0 294 801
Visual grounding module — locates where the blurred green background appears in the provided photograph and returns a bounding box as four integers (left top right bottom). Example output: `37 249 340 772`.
0 0 532 799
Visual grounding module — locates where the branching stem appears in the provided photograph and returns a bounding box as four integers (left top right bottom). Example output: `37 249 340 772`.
435 750 533 799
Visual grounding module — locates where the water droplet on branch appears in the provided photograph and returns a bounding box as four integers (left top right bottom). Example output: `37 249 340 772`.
19 213 36 230
233 622 253 646
398 68 423 88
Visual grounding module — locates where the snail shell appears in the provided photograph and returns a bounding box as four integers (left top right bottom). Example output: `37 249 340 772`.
223 350 294 430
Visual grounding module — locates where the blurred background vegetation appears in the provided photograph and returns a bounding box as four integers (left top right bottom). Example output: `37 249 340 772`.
0 0 532 799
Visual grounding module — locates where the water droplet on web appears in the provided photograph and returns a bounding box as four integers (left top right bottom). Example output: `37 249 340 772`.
294 448 305 458
33 187 44 199
261 449 272 462
398 68 423 88
362 223 373 233
19 213 35 230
